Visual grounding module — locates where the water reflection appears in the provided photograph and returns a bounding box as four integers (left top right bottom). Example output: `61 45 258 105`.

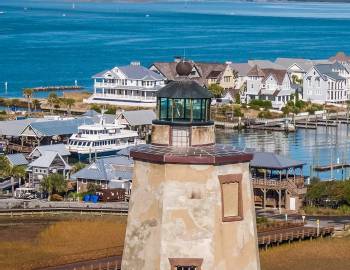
216 125 350 181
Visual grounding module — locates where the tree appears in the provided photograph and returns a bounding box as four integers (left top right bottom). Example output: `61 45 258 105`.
23 88 33 115
0 156 26 194
48 92 58 114
40 173 67 201
64 98 75 115
208 84 224 98
32 99 41 111
72 162 86 174
87 183 100 194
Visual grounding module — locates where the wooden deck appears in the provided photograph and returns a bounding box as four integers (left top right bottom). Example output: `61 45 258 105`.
314 163 350 171
258 226 334 248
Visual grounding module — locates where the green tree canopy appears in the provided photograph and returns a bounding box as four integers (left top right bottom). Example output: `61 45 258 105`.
208 84 224 98
40 173 67 201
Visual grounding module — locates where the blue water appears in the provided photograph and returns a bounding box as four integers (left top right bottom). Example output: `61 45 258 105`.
217 125 350 180
1 0 350 98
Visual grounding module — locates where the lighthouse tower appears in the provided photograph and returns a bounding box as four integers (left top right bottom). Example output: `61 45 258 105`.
122 61 260 270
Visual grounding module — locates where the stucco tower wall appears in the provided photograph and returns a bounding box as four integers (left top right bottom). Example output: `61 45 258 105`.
122 160 260 270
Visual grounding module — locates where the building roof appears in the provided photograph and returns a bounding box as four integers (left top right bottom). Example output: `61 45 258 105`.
329 52 350 63
28 151 71 169
230 63 252 77
71 155 133 181
118 110 156 126
151 61 226 86
116 146 133 157
28 117 94 137
250 152 304 169
93 63 164 81
6 153 28 166
314 63 347 81
29 144 70 159
0 118 39 137
248 60 284 69
206 70 223 79
275 58 314 72
247 65 265 77
157 80 213 99
261 68 288 85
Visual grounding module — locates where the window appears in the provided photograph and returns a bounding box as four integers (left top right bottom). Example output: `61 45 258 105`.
169 258 203 270
218 174 243 222
224 76 230 82
172 127 189 147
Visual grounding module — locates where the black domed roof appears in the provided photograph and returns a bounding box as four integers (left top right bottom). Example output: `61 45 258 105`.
176 61 193 76
157 80 213 99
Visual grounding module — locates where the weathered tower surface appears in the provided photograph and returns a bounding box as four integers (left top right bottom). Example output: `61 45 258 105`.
122 62 260 270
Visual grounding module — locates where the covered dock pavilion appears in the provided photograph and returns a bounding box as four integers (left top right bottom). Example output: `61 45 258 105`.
250 152 306 211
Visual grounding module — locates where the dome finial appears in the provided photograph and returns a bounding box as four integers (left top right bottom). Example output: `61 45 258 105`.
176 60 193 77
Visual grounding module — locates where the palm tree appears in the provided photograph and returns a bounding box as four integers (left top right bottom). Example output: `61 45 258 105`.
65 98 75 115
32 99 41 112
0 156 26 194
72 162 86 174
23 88 33 115
40 173 67 201
48 92 58 114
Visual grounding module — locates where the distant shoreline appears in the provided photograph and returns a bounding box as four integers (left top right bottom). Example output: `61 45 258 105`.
76 0 350 4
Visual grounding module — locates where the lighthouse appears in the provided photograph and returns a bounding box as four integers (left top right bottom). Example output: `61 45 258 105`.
121 61 260 270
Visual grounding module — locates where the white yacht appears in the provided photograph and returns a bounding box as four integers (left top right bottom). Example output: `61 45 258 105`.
67 115 141 160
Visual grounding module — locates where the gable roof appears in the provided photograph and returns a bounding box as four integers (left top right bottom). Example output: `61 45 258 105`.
29 143 70 159
275 58 314 72
71 155 133 181
247 65 265 77
27 117 94 137
230 63 252 76
329 52 350 63
248 60 284 69
28 151 71 169
151 61 226 86
314 63 347 81
6 153 28 166
157 80 213 99
261 68 288 85
0 118 39 137
118 110 156 126
93 64 164 81
250 152 304 169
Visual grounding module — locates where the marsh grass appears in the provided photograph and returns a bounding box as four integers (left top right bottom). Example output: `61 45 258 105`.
0 215 126 270
260 237 350 270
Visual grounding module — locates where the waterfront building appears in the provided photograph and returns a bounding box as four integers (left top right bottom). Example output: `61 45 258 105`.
71 155 133 193
303 62 350 103
275 58 315 81
250 152 306 211
122 61 260 270
85 62 166 107
329 51 350 66
28 143 70 161
116 109 156 138
5 153 28 167
245 65 295 109
26 151 71 187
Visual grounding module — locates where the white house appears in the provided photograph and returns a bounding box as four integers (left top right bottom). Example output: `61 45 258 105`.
245 65 294 109
84 62 166 107
303 62 350 103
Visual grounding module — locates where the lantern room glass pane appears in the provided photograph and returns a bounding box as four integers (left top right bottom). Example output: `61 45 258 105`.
192 99 201 120
184 99 191 120
160 98 168 120
167 99 173 120
173 99 185 119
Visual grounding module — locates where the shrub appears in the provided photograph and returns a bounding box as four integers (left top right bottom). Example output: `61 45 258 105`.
249 99 272 109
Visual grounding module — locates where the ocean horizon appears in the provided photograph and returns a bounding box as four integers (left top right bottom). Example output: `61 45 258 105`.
1 0 350 97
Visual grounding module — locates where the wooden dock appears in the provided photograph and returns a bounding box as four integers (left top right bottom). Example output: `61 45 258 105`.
295 121 338 127
314 163 350 172
258 226 334 248
247 125 295 132
295 124 317 130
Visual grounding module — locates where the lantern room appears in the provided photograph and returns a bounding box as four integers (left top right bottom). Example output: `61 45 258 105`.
156 80 212 124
